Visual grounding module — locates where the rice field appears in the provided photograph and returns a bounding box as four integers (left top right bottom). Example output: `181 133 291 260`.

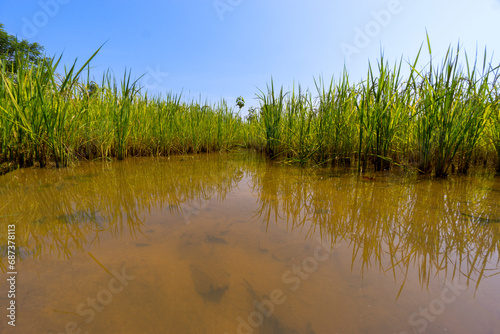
1 40 499 177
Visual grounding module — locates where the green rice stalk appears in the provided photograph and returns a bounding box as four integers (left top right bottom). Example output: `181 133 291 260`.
257 79 286 158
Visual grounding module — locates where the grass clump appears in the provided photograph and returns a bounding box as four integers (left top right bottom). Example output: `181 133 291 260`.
248 39 500 177
1 38 500 178
0 50 245 171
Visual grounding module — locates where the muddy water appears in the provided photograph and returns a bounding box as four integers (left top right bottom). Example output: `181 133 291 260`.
0 152 500 334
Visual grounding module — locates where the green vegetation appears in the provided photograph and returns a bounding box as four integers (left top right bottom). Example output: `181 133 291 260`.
0 49 244 172
0 35 499 177
248 40 500 177
0 23 44 72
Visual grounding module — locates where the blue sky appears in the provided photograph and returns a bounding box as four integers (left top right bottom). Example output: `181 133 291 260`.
1 0 500 114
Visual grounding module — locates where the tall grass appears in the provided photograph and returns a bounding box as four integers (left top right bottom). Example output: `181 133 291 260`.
488 84 500 174
256 80 285 158
1 40 500 177
455 50 496 174
411 42 494 177
0 50 245 170
249 40 500 177
356 56 408 172
314 73 357 166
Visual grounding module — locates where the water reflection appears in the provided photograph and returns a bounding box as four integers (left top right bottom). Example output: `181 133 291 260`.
1 154 499 290
0 153 499 333
251 167 500 292
0 155 244 268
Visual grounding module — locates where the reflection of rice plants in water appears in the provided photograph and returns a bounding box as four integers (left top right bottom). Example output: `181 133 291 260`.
0 38 499 177
250 162 500 292
1 153 499 332
0 156 245 266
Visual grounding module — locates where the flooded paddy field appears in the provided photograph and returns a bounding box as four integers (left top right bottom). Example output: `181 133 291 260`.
0 152 500 334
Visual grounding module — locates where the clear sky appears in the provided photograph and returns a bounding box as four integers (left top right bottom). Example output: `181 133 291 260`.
1 0 500 114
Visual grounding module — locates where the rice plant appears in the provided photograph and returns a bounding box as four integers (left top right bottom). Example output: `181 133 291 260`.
0 49 244 171
355 55 408 172
249 39 499 177
314 72 357 166
1 39 500 177
411 40 496 177
455 50 497 173
256 80 286 158
488 83 500 174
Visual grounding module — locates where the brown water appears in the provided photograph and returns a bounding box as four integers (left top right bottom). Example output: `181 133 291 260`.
1 152 500 334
